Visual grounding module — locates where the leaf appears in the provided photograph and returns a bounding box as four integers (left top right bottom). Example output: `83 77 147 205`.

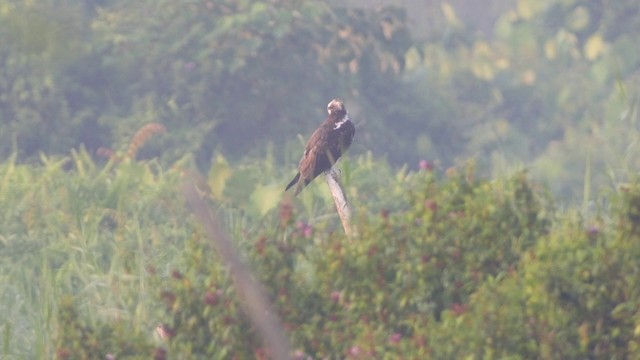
567 6 590 32
584 34 606 61
250 184 281 216
440 2 461 27
517 0 535 20
208 154 233 199
516 0 537 20
404 46 422 71
544 39 557 60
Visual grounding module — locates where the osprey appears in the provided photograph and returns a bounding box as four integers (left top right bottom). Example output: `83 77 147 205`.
285 99 355 196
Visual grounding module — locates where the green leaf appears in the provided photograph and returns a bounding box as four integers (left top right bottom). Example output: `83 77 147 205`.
208 154 233 199
251 184 281 216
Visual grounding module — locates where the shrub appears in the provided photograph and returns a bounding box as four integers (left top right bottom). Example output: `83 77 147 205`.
55 296 160 360
429 182 640 359
150 164 552 358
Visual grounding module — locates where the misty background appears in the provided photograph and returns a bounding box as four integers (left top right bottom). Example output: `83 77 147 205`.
1 0 639 201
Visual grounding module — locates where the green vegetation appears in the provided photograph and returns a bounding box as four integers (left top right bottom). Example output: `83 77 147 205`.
2 0 640 358
2 0 639 201
2 149 640 358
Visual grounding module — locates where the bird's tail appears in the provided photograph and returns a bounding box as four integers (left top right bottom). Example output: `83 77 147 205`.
293 181 305 196
285 173 300 192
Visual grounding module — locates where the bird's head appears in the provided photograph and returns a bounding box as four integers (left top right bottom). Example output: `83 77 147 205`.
327 99 346 117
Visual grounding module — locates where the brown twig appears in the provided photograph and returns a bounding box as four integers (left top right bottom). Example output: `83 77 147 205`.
182 176 291 360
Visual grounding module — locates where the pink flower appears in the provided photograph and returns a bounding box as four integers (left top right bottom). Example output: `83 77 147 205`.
296 221 314 238
451 303 468 315
389 333 402 344
331 291 341 303
424 199 438 212
349 345 362 356
293 350 311 360
303 224 313 238
204 290 219 306
419 160 433 171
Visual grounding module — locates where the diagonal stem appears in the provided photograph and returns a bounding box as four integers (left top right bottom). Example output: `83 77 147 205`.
182 177 291 360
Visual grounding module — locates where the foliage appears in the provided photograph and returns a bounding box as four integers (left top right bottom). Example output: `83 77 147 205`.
3 0 640 358
406 0 640 200
429 184 640 359
1 0 416 168
55 296 160 360
2 0 640 202
0 0 89 158
55 158 555 358
4 145 640 358
0 148 191 358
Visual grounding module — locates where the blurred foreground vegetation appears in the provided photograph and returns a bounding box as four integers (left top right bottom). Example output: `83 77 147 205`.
2 147 640 358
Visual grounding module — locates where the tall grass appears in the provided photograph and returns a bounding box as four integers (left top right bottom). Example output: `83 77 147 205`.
0 138 370 357
0 147 191 358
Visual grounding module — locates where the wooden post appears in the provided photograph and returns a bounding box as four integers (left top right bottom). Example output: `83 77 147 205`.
325 169 355 239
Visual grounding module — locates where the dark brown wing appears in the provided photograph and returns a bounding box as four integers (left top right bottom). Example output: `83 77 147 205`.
326 121 355 165
298 125 330 183
295 117 354 193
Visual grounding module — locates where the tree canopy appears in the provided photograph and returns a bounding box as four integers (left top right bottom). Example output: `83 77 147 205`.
2 0 639 200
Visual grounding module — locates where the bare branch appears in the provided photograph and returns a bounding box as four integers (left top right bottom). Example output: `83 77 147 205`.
325 169 355 239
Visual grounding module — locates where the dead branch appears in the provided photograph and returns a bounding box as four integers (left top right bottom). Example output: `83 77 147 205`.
325 169 355 239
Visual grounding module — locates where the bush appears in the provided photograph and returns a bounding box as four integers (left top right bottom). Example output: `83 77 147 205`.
146 164 552 358
429 183 640 359
55 296 160 360
5 147 640 358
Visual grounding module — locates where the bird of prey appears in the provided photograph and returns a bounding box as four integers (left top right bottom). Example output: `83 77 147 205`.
285 98 355 196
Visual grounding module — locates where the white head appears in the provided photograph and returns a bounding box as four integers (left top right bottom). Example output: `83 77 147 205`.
327 99 346 116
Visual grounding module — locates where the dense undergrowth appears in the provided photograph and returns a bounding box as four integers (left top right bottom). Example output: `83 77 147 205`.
2 148 640 359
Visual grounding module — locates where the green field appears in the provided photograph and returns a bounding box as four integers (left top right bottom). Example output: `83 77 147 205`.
2 149 640 358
